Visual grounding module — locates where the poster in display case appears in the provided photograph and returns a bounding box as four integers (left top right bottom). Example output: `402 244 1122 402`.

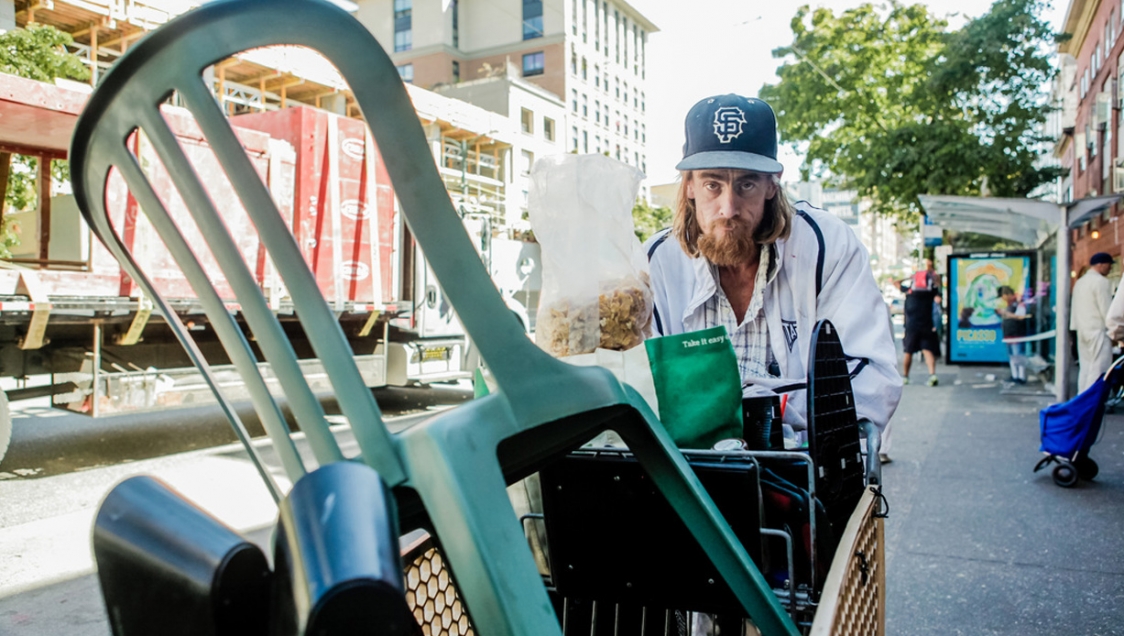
946 252 1035 364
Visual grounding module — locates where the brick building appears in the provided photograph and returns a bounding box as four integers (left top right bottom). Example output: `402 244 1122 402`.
1057 0 1124 272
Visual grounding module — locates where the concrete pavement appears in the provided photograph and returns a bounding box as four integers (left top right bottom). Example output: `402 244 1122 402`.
883 360 1124 635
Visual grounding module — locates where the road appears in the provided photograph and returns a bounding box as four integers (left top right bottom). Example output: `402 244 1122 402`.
0 383 473 635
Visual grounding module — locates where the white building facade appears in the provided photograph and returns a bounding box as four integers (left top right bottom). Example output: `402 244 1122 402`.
355 0 658 196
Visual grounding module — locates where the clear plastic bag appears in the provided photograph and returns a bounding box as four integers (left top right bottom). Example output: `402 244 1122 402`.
528 154 652 356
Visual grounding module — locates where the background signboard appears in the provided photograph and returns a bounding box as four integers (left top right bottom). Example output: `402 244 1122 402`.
923 216 943 247
947 252 1034 363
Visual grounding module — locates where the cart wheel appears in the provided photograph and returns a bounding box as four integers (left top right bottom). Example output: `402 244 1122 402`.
1052 463 1078 488
1074 456 1099 481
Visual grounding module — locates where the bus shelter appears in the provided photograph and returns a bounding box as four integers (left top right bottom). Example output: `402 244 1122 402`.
918 194 1121 402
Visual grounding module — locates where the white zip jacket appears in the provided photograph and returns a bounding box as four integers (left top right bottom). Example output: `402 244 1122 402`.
644 201 902 434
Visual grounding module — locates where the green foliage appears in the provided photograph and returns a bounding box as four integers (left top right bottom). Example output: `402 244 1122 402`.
632 199 672 242
0 24 89 82
759 0 1058 228
0 25 89 258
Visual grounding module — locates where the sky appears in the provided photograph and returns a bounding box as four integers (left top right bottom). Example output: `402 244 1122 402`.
631 0 1069 186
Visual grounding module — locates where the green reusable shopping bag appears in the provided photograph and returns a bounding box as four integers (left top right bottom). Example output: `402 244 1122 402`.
645 326 743 449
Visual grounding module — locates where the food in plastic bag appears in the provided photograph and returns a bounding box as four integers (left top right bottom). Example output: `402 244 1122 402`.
528 154 653 356
538 274 651 356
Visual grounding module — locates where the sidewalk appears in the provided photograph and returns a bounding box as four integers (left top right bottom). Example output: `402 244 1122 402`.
883 359 1124 635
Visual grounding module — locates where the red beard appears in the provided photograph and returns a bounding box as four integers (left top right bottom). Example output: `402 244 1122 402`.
698 219 756 266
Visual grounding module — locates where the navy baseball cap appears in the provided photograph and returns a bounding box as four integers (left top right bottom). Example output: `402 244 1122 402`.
675 94 783 174
1091 252 1115 265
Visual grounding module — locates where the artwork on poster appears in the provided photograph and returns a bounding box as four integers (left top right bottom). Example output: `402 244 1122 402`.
948 253 1033 363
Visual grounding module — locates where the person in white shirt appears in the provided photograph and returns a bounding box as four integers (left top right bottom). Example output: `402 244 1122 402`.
645 94 901 460
1071 252 1115 392
1105 259 1124 343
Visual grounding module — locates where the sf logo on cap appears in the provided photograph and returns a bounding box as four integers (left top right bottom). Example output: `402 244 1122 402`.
712 106 746 143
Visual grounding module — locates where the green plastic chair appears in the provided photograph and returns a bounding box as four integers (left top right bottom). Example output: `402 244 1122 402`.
68 1 799 634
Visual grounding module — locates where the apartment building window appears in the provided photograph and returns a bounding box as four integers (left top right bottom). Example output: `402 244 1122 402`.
572 126 579 151
642 123 646 143
614 10 620 62
544 117 555 142
595 66 600 88
641 91 645 112
452 60 460 82
633 24 639 72
572 89 578 112
523 0 543 40
452 0 459 48
603 3 609 58
571 53 578 75
394 0 412 52
595 100 601 123
582 57 588 80
1108 12 1115 52
582 94 588 118
1119 53 1124 114
523 51 545 76
581 0 588 42
594 0 600 50
521 108 535 134
595 135 601 154
615 77 620 99
623 115 628 137
615 144 620 160
640 31 646 79
397 63 414 83
1105 82 1113 183
622 16 628 62
583 130 589 153
572 0 578 34
1105 122 1113 183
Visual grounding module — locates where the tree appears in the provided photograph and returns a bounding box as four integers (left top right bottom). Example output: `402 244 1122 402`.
759 0 1059 226
632 199 672 242
0 24 90 258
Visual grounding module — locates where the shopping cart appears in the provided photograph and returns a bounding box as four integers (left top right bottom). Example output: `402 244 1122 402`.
535 321 889 635
1034 355 1124 487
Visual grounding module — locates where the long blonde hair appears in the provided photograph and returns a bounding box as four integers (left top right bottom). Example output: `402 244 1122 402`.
673 171 794 258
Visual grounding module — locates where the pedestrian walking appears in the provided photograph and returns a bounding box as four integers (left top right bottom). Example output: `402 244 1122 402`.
899 259 941 387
